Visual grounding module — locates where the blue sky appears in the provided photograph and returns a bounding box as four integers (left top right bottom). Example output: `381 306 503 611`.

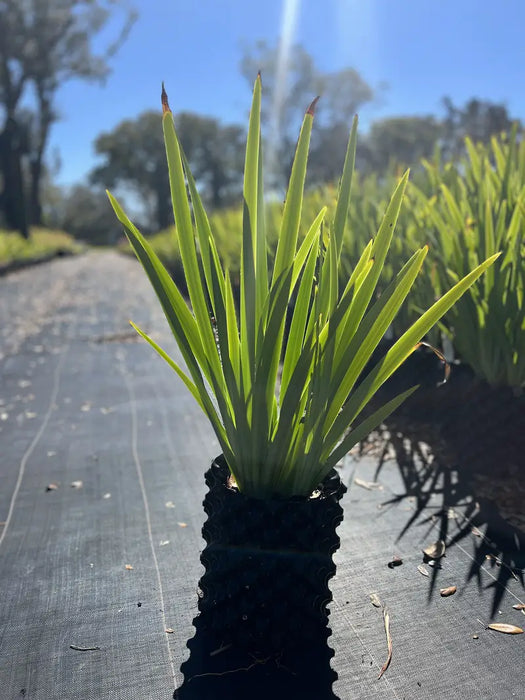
49 0 525 187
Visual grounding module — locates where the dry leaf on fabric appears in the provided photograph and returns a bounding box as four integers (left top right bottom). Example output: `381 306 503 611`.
488 623 523 634
377 606 392 679
417 565 430 577
354 477 382 491
423 540 446 560
440 586 457 597
369 593 382 608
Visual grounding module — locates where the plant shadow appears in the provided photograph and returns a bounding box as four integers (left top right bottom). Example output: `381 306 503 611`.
364 392 524 618
355 343 525 616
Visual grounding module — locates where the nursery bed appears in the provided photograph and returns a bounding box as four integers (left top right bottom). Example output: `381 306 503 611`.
0 252 523 699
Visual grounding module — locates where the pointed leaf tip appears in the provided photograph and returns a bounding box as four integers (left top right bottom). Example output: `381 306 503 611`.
161 82 171 114
307 96 320 116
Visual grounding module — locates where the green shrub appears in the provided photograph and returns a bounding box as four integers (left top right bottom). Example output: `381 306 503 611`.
406 128 525 387
0 227 82 266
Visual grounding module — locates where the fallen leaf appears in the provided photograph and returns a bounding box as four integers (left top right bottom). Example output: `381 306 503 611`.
80 402 92 412
46 483 58 491
25 411 37 419
102 493 111 499
369 593 382 608
165 628 174 634
472 634 479 640
47 451 57 457
488 623 523 635
417 565 430 577
512 604 525 610
159 540 170 547
471 526 483 537
440 586 457 597
423 540 446 560
377 606 392 679
125 564 133 570
100 407 114 414
70 480 83 489
165 501 175 508
177 522 187 528
354 477 383 491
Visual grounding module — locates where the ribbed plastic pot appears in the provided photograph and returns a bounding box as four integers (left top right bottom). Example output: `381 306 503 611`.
177 455 346 699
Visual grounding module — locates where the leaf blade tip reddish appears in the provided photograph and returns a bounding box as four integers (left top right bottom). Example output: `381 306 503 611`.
307 96 320 116
161 82 171 115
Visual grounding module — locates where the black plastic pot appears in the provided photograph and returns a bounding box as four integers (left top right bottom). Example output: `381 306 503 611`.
176 455 347 700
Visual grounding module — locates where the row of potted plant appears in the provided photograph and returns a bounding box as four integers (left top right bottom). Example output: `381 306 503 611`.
140 126 524 391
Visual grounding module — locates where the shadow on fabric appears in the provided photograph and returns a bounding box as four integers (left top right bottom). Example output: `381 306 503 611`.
174 622 339 700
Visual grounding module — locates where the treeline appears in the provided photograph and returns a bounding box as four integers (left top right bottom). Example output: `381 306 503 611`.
0 0 136 238
1 6 522 244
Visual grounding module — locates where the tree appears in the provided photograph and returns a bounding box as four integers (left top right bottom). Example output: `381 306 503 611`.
240 41 374 188
440 97 519 160
360 116 442 173
175 114 245 209
57 184 124 245
0 0 135 236
91 110 245 230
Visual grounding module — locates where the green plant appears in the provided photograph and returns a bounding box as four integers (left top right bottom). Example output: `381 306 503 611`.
0 227 82 265
109 77 498 498
408 128 525 387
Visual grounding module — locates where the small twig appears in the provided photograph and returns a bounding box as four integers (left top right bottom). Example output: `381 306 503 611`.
188 654 273 682
485 554 519 581
377 606 392 679
209 643 232 657
69 644 100 651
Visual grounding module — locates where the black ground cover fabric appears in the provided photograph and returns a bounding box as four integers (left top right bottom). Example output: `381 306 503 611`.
1 252 523 699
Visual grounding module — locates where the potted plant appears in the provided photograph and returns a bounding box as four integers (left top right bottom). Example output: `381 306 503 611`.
108 76 497 698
